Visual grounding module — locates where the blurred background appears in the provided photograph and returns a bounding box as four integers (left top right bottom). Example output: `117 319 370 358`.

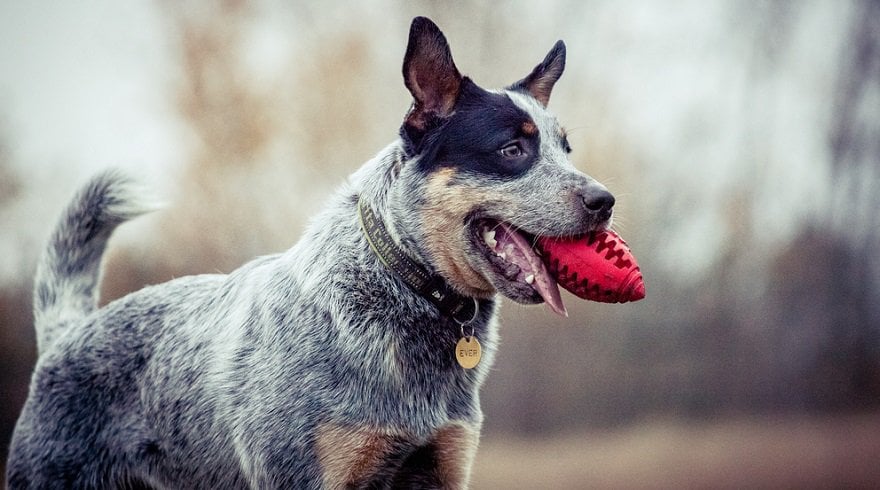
1 0 879 487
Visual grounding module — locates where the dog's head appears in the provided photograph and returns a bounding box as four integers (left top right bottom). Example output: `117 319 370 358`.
390 17 614 314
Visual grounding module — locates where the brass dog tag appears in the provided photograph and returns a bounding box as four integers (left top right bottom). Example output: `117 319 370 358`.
455 336 482 369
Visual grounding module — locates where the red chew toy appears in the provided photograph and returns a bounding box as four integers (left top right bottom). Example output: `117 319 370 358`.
537 230 645 303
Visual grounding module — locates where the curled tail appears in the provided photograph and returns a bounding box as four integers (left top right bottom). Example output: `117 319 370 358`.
33 170 157 354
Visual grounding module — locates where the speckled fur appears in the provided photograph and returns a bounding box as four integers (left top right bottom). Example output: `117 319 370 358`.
6 17 612 489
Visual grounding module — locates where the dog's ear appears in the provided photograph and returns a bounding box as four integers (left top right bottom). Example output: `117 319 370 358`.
511 40 566 107
402 17 462 135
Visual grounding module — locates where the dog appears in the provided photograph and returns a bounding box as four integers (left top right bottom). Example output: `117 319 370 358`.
7 16 614 489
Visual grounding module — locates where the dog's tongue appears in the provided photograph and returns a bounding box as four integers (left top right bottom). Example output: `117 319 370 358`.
493 223 567 317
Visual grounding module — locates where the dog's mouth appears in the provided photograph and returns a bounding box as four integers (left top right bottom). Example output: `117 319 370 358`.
473 219 568 317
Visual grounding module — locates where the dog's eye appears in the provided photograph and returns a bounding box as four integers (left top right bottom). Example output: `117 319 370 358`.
499 143 524 159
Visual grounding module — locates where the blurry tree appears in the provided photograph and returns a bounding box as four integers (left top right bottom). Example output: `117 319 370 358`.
102 0 290 301
687 0 880 418
101 0 391 303
811 0 880 408
0 133 34 473
757 0 880 414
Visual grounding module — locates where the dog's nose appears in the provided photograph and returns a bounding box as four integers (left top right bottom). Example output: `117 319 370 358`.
581 188 615 216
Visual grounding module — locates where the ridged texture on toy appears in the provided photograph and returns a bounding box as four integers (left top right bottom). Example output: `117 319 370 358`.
537 230 645 303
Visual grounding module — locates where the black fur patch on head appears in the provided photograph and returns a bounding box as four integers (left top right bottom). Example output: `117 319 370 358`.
407 79 540 179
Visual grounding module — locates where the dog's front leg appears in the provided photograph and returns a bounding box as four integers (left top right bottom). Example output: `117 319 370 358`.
391 420 481 489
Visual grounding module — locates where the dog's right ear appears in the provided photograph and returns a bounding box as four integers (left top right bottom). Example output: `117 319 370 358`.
402 17 462 143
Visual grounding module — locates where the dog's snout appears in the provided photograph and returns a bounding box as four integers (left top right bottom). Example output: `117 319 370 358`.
581 188 615 215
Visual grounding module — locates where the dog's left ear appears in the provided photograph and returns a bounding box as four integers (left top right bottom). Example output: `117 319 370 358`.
510 40 566 107
402 17 462 136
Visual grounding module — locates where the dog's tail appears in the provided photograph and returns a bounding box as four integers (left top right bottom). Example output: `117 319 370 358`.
33 170 158 354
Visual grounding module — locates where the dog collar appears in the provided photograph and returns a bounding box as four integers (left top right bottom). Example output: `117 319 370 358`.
357 197 478 325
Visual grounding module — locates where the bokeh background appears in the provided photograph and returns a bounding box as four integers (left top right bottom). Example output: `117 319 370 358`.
2 1 879 487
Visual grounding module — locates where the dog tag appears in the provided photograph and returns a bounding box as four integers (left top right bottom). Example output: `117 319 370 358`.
455 336 482 369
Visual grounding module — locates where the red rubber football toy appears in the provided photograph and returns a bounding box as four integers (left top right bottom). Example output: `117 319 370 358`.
537 230 645 304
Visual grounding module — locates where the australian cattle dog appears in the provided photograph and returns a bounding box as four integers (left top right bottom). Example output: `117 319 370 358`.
7 16 614 489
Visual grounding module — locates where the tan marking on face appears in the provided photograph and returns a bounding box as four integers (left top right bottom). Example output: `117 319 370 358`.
521 120 538 136
431 421 481 489
421 167 496 298
558 126 567 139
316 424 403 488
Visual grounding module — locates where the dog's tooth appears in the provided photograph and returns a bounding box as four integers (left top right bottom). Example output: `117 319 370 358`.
482 229 497 249
525 274 535 285
497 252 506 260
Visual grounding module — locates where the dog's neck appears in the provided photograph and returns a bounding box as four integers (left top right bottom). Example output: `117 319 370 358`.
357 196 477 325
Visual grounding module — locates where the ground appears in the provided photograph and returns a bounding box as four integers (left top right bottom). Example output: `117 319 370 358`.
471 412 880 489
3 412 878 489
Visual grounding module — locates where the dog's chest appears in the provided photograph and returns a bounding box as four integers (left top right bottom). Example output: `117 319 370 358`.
314 420 479 487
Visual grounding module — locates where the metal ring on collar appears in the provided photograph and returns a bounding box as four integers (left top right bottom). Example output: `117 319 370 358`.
456 298 479 338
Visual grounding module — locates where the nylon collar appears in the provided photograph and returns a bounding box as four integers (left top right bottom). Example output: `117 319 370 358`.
357 197 477 325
